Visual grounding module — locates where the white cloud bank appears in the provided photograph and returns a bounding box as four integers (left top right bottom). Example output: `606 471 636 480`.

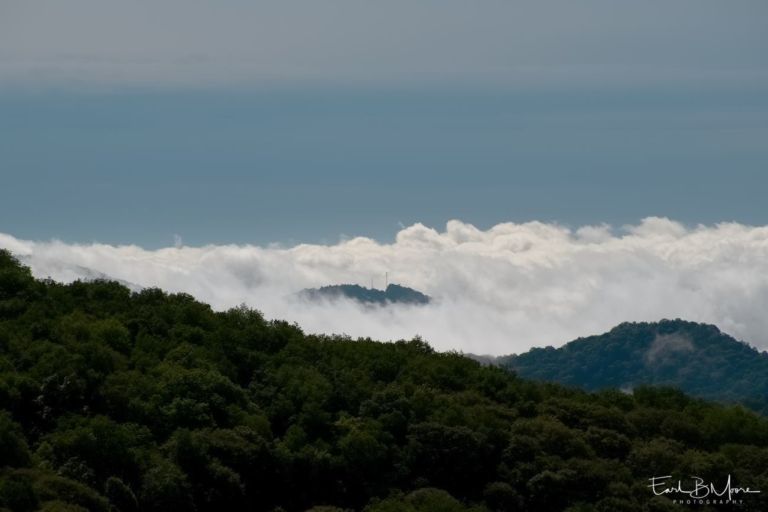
2 217 768 355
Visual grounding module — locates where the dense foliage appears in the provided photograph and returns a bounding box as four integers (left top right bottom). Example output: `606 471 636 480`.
500 320 768 414
1 250 767 511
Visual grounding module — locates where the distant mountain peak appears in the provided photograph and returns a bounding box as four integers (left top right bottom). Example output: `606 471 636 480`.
299 283 431 306
499 319 768 414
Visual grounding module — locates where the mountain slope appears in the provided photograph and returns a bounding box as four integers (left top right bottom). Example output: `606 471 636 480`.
2 251 768 511
500 319 768 413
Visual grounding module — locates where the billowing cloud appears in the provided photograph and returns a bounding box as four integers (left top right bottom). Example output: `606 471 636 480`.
2 217 768 355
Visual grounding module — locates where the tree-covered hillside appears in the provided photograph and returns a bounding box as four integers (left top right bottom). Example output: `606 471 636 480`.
500 320 768 414
1 250 767 511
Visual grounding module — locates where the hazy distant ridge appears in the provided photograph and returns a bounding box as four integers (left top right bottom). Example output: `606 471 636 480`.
500 319 768 414
300 283 431 305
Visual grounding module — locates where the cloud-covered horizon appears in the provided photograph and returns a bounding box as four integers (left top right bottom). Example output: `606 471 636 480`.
2 217 768 355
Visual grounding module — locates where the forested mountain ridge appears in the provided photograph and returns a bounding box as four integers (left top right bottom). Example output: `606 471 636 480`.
299 284 431 305
1 250 767 511
499 320 768 414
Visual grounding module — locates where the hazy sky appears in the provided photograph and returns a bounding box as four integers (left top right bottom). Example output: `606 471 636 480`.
1 0 767 247
1 1 766 88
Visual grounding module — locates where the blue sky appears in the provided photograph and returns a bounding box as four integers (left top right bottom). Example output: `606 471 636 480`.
1 0 767 247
